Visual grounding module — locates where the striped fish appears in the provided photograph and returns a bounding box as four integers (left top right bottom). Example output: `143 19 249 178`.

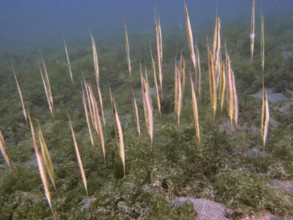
28 113 56 219
218 60 226 113
132 90 141 136
174 63 182 125
208 48 217 125
250 0 255 62
261 87 269 149
155 9 163 97
68 115 89 198
110 89 126 176
90 33 100 85
82 88 94 147
184 2 197 78
13 71 27 121
141 74 154 151
124 23 132 77
39 53 54 118
0 130 15 174
64 39 73 82
37 123 57 193
150 47 161 116
190 77 200 146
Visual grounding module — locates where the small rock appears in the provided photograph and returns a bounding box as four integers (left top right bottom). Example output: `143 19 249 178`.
117 201 131 214
172 197 228 220
241 211 282 220
282 51 293 60
268 180 293 194
79 196 96 211
251 89 288 103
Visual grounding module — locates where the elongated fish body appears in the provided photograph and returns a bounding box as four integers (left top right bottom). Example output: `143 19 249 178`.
13 71 27 121
40 66 54 118
64 39 73 82
132 90 141 136
175 64 182 125
261 87 269 148
97 84 106 126
231 71 238 129
196 46 201 98
82 89 94 147
124 23 132 77
0 130 14 173
184 2 197 80
110 90 126 176
213 17 221 85
180 52 186 94
88 85 105 161
226 50 238 131
28 113 56 219
91 33 100 85
38 124 57 192
261 13 265 75
141 74 154 150
84 83 95 130
208 49 217 124
68 116 89 198
226 51 233 128
155 10 163 96
190 78 200 146
250 0 255 62
150 47 161 116
39 53 54 118
218 60 226 113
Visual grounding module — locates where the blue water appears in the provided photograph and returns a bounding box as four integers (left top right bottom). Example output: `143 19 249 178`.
0 0 292 49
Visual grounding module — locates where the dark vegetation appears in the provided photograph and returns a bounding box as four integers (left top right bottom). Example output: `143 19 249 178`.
0 14 292 219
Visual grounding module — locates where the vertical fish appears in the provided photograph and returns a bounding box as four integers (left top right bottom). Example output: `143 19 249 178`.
88 85 106 161
39 51 54 118
226 49 238 130
231 71 238 129
190 77 200 146
28 113 56 219
155 9 163 96
141 74 154 151
213 17 221 85
260 12 269 148
13 71 27 121
110 89 126 176
124 23 132 77
195 46 201 98
261 87 269 149
208 48 217 125
184 2 197 78
0 130 15 174
90 33 99 86
132 90 141 136
40 65 54 118
68 115 89 198
84 82 95 129
40 54 53 106
226 52 233 128
97 84 106 126
250 0 255 62
82 88 94 147
179 52 186 94
64 39 73 82
261 12 265 75
218 60 226 113
37 123 57 193
174 63 182 125
150 47 161 116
